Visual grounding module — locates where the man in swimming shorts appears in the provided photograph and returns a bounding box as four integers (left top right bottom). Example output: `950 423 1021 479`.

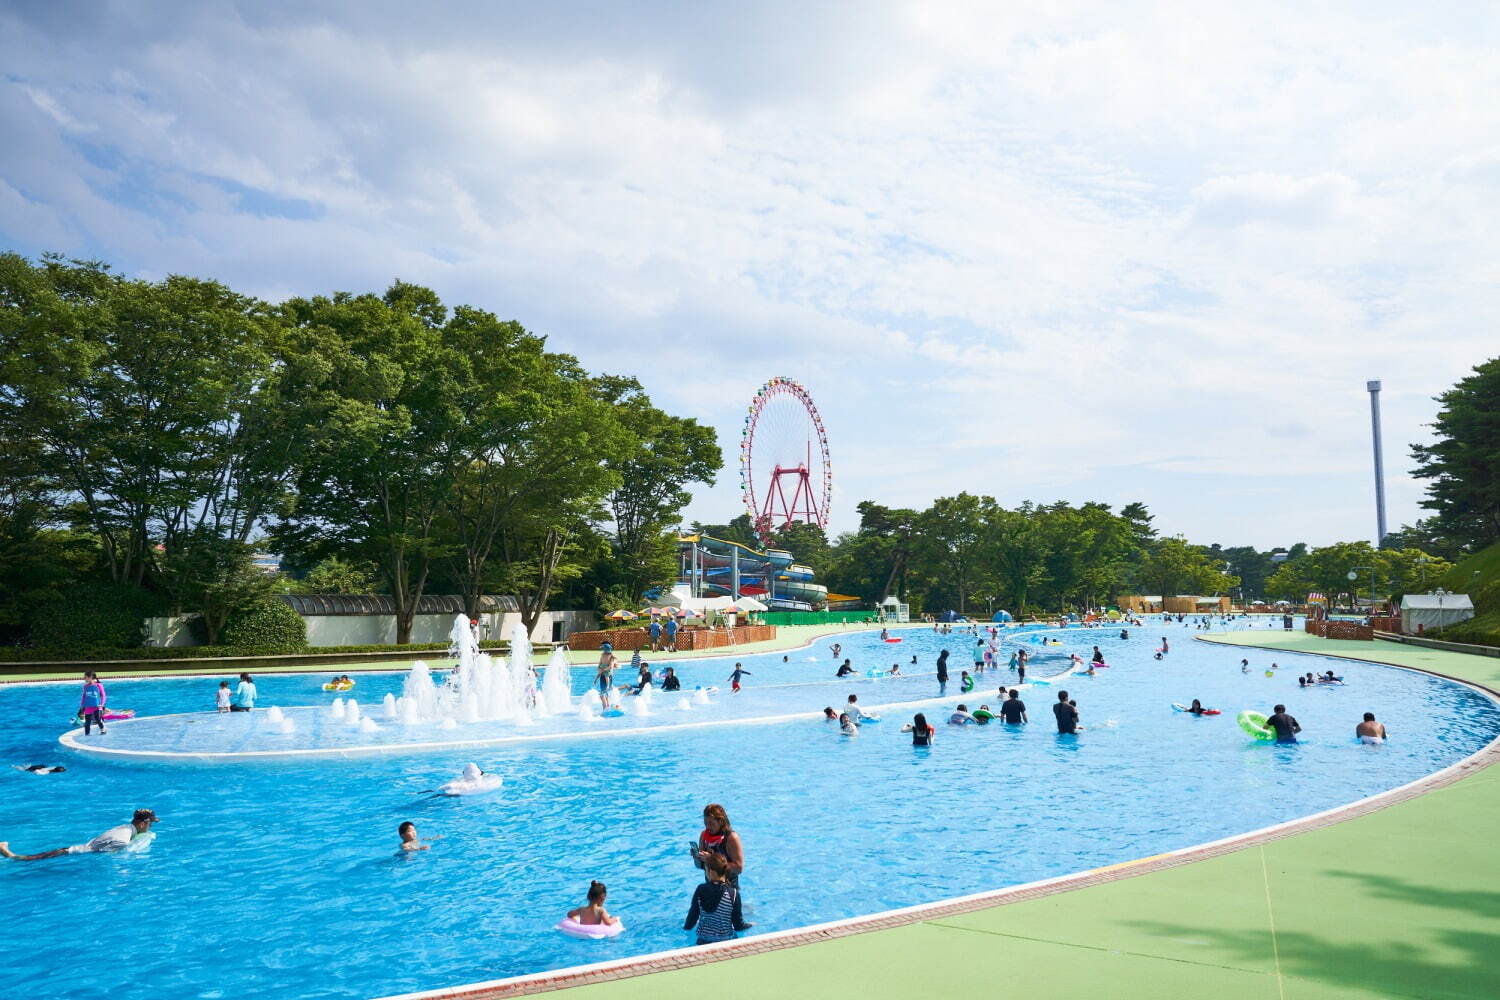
836 660 855 678
1053 690 1079 734
1 809 159 861
1356 712 1387 741
998 690 1027 725
1265 704 1301 744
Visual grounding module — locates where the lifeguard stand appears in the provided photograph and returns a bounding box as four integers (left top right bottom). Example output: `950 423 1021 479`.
879 595 909 624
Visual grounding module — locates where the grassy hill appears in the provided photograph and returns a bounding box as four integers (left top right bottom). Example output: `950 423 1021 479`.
1432 540 1500 646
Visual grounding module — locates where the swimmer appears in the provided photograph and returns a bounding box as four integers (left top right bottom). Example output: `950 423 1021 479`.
398 820 436 852
1 809 159 861
972 704 995 724
838 712 859 736
1120 629 1129 639
661 667 681 692
960 670 974 693
831 643 842 659
216 680 231 713
836 659 855 678
1265 704 1301 744
1091 646 1104 664
1154 652 1164 661
1187 699 1211 716
823 706 838 721
567 880 620 928
12 764 67 774
889 663 901 676
1321 671 1343 684
1241 662 1250 674
1160 637 1169 654
782 655 789 663
948 704 976 725
844 694 874 724
901 713 936 746
1356 712 1387 742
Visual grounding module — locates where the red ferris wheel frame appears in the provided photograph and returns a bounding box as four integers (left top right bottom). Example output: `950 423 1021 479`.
739 377 832 543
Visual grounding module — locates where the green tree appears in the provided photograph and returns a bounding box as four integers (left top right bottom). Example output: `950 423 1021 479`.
1411 357 1500 552
1135 537 1236 598
597 377 721 604
293 556 380 595
1 254 288 588
914 493 996 614
987 504 1051 617
160 530 278 645
273 283 463 643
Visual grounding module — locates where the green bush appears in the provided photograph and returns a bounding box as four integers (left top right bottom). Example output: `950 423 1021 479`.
28 581 168 650
220 599 307 654
0 638 524 664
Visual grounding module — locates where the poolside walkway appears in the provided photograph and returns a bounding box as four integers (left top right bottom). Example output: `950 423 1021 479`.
411 629 1500 1000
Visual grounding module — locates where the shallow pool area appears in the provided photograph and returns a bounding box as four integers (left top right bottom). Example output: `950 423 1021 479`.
3 621 1497 1000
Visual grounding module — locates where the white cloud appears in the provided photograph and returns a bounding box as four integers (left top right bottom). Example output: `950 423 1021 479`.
1 2 1497 547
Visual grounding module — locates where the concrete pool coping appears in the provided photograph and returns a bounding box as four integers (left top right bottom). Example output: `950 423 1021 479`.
375 629 1500 1000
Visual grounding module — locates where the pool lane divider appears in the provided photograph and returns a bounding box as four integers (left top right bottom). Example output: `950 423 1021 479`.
367 645 1500 1000
57 664 1082 763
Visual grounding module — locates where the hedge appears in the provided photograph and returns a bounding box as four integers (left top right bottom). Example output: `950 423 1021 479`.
0 638 515 664
29 582 169 651
220 599 308 654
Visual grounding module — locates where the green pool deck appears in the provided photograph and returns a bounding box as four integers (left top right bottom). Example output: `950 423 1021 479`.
517 630 1500 1000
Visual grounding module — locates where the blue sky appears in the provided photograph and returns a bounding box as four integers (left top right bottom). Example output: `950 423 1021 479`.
3 2 1497 548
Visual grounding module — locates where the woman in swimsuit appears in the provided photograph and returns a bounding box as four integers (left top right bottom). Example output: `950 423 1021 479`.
694 803 745 886
901 712 936 746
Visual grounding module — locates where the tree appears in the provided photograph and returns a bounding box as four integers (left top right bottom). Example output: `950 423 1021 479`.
1 253 288 588
433 310 627 622
821 502 917 603
273 283 463 643
914 493 996 614
1135 537 1236 598
597 377 721 604
292 556 380 595
160 530 277 645
987 505 1052 617
1411 357 1500 552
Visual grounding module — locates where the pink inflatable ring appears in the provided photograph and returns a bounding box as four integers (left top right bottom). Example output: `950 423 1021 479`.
557 916 625 939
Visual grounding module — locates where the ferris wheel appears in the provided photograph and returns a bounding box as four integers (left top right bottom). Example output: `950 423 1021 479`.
739 377 832 543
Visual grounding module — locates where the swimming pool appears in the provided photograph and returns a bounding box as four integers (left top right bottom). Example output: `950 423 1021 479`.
2 622 1496 1000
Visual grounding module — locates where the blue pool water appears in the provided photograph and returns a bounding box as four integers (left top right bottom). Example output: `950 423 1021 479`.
2 622 1496 1000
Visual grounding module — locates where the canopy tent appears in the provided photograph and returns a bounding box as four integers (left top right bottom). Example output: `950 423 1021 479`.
1399 593 1474 633
653 590 767 615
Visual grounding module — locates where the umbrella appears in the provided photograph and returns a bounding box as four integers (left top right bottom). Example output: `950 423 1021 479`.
678 608 703 618
604 609 637 621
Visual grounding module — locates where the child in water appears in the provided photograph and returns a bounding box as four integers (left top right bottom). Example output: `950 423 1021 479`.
684 853 748 943
960 670 974 693
727 664 751 693
216 681 232 713
567 881 620 927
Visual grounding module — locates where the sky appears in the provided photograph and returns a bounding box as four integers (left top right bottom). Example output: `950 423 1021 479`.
3 1 1497 549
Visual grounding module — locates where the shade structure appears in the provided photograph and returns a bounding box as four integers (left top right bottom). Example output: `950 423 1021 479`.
604 609 636 620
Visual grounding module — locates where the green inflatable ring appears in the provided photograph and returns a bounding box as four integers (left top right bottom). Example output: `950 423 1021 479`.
972 709 994 723
1237 710 1275 741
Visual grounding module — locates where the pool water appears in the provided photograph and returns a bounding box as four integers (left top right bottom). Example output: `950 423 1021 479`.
2 622 1496 1000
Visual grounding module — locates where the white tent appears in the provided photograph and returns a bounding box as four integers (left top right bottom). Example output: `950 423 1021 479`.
1399 592 1474 633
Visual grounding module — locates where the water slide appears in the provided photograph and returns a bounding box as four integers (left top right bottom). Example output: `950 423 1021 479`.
680 535 827 609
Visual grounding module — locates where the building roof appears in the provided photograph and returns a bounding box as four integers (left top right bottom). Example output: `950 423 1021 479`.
276 594 522 616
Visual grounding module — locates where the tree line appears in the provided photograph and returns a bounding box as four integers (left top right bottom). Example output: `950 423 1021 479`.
700 501 1456 616
0 253 720 648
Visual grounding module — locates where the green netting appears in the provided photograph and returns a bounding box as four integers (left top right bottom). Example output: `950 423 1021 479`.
759 611 880 625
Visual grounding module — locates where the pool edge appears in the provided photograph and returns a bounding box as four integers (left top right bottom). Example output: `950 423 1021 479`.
370 638 1500 1000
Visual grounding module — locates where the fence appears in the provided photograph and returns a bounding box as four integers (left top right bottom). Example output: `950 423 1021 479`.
758 611 880 626
566 625 776 651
